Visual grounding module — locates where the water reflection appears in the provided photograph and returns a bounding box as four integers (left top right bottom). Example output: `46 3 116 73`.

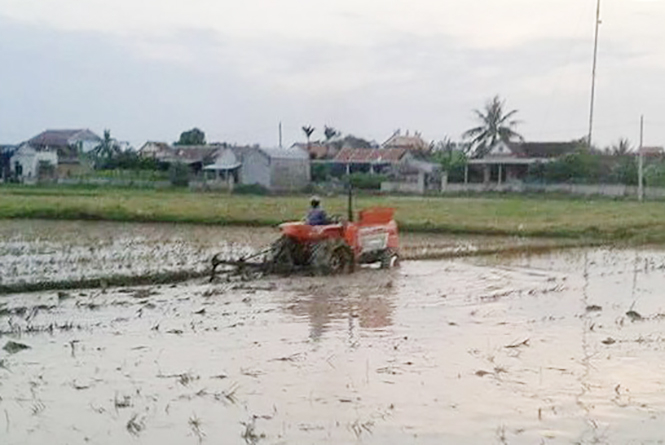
284 274 397 341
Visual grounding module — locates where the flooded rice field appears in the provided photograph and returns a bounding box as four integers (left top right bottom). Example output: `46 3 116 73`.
1 220 665 443
0 219 571 288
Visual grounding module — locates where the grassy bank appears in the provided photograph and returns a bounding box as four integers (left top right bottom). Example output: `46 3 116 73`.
2 185 665 242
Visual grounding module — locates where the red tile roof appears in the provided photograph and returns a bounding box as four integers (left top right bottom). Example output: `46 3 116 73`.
334 147 408 163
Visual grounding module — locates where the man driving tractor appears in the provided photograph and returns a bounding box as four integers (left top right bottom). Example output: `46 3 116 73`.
306 196 329 226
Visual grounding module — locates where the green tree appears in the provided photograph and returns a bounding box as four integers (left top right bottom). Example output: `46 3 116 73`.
432 141 468 182
610 155 638 185
538 150 605 184
311 163 332 182
340 134 373 149
175 128 206 146
463 95 523 157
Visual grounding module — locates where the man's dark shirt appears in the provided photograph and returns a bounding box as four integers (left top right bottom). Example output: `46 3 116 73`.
306 208 328 225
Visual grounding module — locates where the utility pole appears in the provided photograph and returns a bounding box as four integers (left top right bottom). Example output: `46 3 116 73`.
278 122 283 148
638 115 644 202
587 0 602 148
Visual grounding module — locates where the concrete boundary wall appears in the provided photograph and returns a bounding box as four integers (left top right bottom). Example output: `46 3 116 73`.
383 179 665 198
441 183 665 198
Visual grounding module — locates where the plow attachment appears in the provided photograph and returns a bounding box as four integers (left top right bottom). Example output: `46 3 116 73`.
210 248 271 282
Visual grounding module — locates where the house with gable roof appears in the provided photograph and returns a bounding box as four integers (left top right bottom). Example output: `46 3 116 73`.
29 129 102 154
138 141 175 161
25 129 102 178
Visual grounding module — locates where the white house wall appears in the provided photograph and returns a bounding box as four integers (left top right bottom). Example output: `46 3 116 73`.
240 149 271 188
76 140 99 153
270 158 310 191
10 147 58 181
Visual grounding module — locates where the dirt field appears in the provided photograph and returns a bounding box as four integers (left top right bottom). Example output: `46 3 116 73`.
2 231 665 443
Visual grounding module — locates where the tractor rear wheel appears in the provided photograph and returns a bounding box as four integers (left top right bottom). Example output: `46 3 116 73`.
311 240 354 275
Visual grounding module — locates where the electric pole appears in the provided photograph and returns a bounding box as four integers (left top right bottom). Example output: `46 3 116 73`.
638 115 644 202
587 0 601 148
279 122 283 148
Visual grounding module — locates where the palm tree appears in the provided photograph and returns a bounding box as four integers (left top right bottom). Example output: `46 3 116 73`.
323 125 340 141
463 95 523 157
610 138 632 156
91 129 121 167
302 125 315 148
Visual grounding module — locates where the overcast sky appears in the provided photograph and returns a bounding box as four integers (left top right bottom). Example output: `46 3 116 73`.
1 0 664 149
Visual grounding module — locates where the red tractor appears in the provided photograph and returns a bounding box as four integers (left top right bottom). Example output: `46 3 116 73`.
268 206 400 275
211 206 400 280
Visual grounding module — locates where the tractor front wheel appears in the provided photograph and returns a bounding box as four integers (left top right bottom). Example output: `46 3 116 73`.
379 249 400 269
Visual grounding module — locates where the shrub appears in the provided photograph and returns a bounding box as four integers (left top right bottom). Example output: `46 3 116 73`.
311 163 333 182
348 172 387 190
433 149 468 182
233 183 270 195
644 160 665 187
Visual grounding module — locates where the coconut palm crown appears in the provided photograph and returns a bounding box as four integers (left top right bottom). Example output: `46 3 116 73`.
463 95 524 157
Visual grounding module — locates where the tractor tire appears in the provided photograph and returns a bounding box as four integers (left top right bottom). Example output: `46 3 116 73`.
379 249 400 269
267 236 295 275
311 240 354 276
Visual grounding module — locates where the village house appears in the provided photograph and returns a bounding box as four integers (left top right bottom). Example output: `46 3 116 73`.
29 129 102 154
138 141 176 161
139 142 311 192
138 142 225 173
203 146 310 192
382 129 431 152
467 141 579 184
332 147 413 174
27 129 102 177
0 145 16 182
9 143 58 183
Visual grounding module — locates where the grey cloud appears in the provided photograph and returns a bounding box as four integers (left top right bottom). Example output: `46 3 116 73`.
1 14 664 149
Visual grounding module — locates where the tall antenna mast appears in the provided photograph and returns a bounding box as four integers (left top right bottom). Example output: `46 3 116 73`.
587 0 602 148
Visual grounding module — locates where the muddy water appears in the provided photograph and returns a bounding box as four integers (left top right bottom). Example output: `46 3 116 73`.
2 247 665 444
0 219 574 287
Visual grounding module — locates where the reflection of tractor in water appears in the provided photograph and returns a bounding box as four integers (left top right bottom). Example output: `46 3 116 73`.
211 204 399 281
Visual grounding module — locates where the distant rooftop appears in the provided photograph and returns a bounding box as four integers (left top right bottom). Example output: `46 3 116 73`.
259 146 309 160
29 129 102 147
334 147 408 163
